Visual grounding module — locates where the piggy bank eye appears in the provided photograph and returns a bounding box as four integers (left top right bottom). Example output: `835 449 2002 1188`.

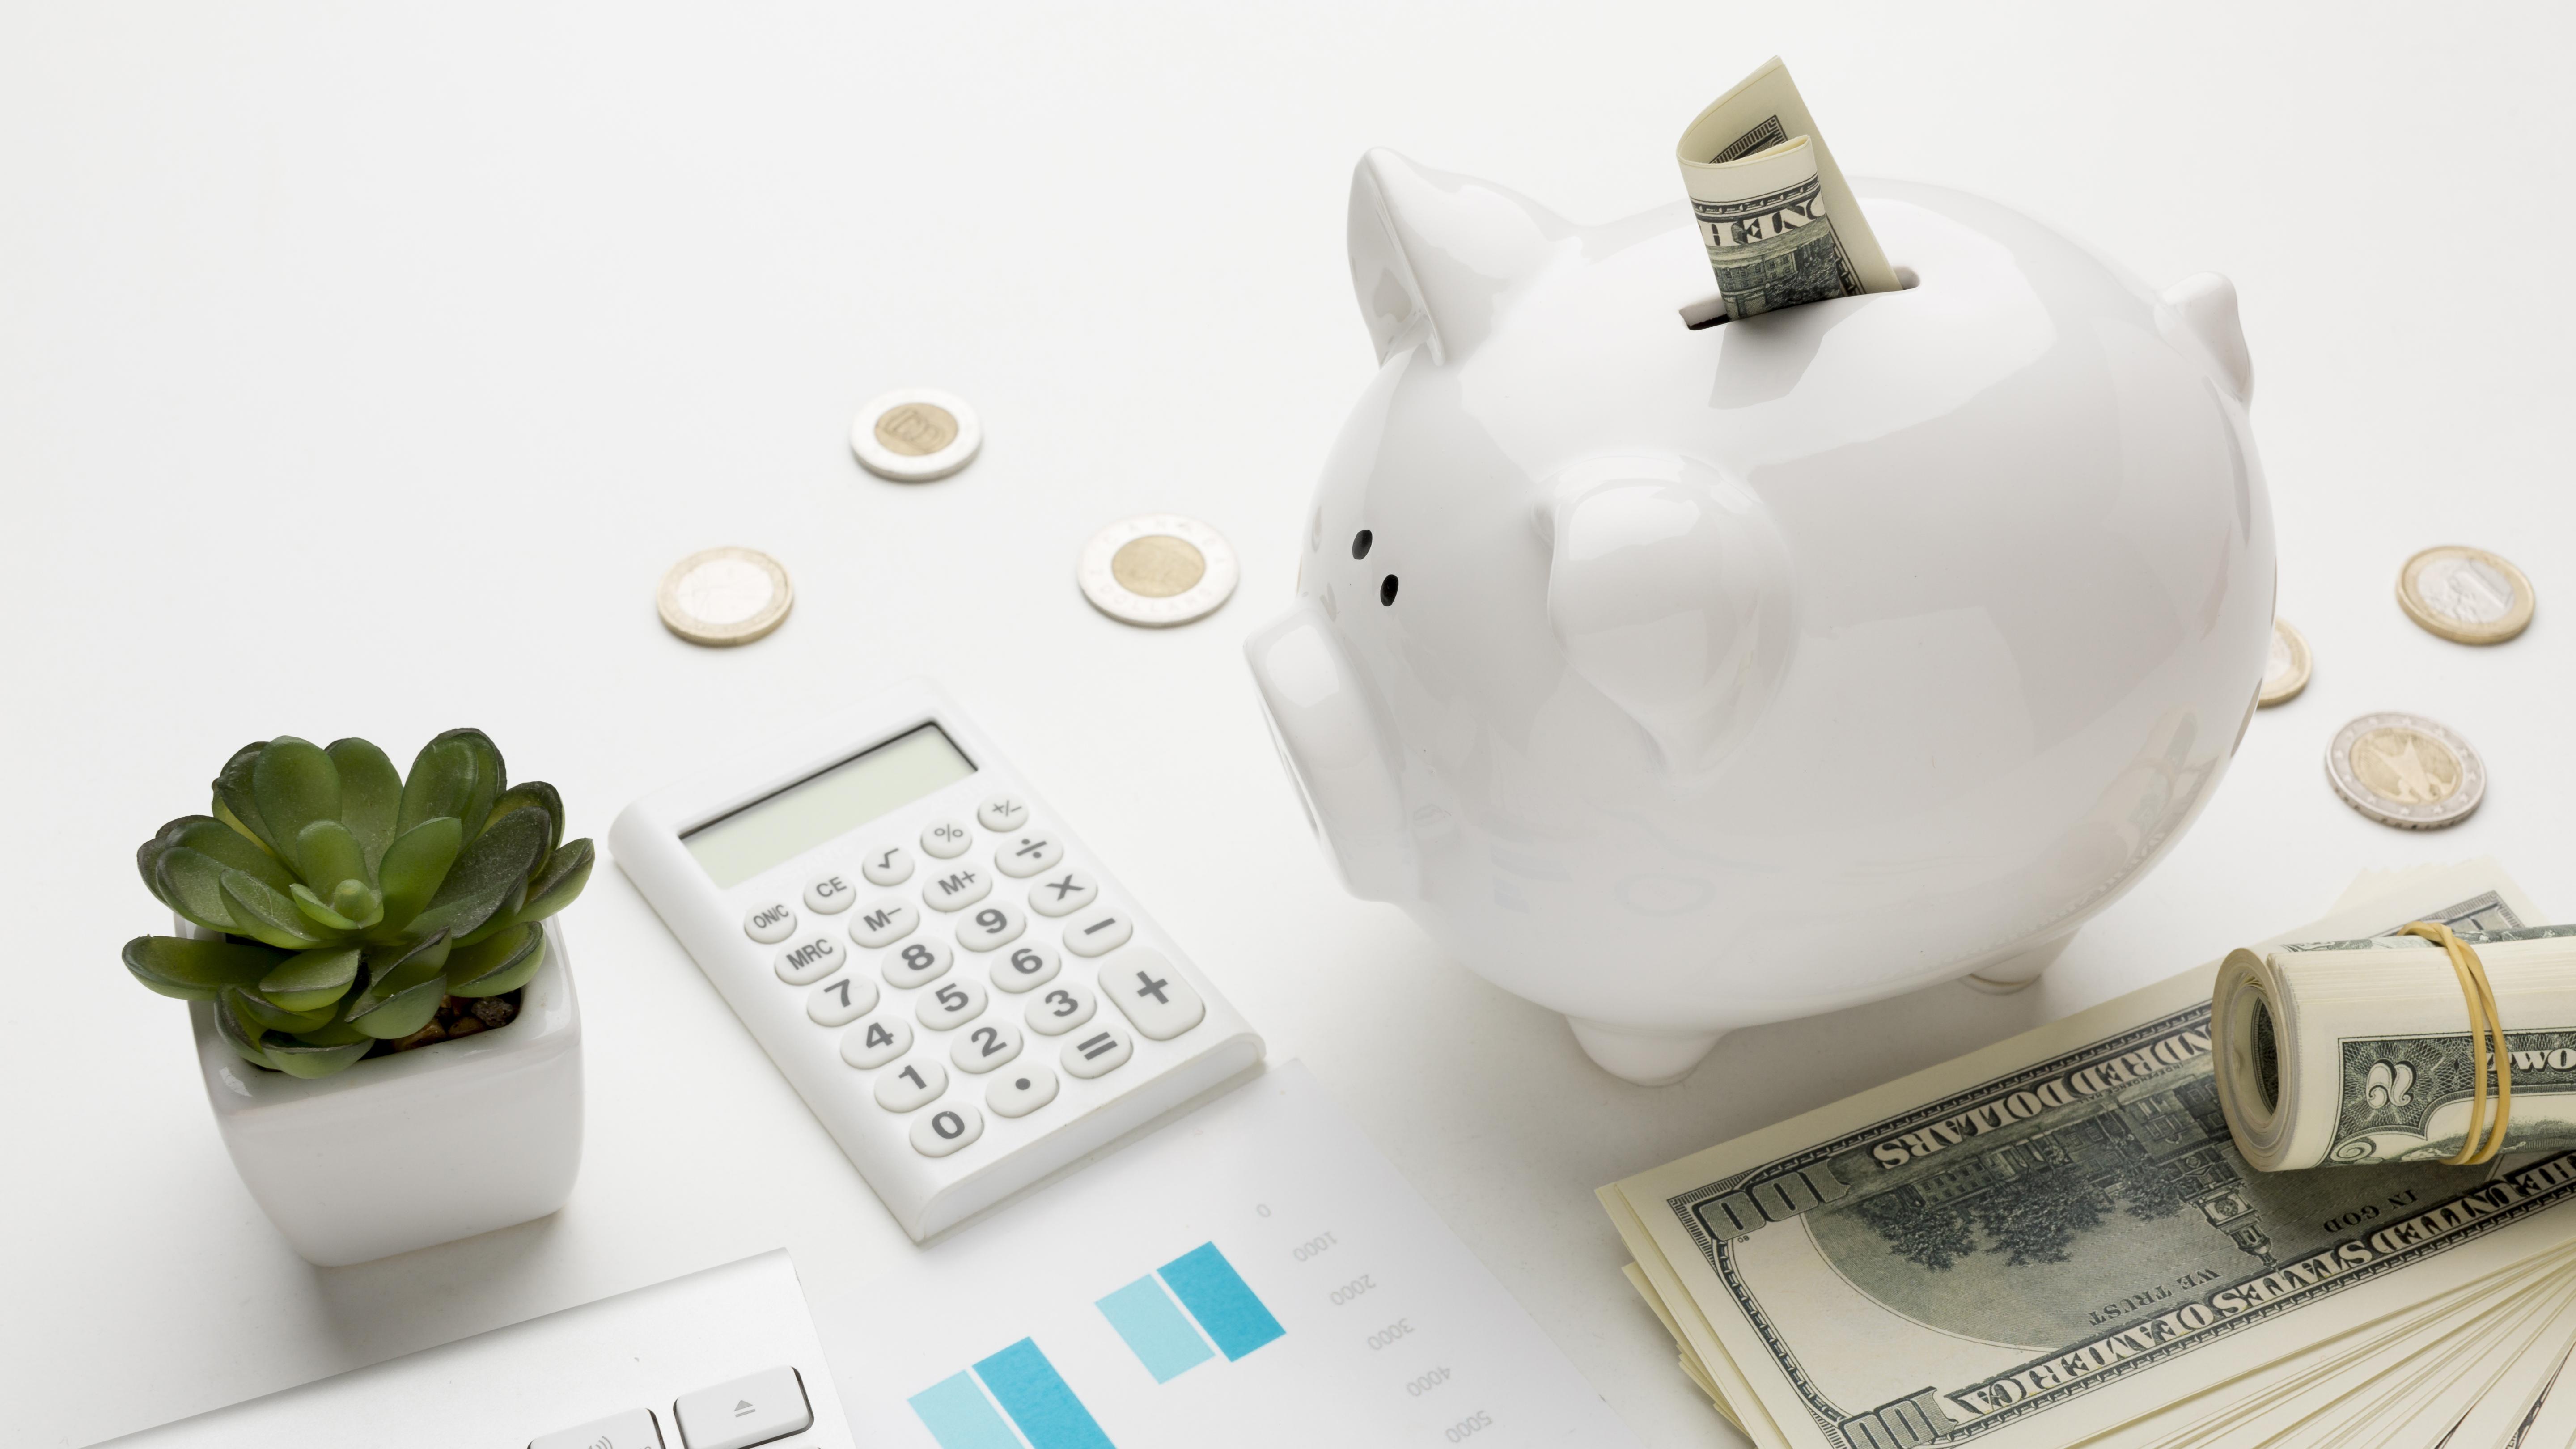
1380 575 1400 606
1352 529 1373 560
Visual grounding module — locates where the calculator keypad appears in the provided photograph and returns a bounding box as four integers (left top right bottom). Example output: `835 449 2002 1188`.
779 808 1201 1157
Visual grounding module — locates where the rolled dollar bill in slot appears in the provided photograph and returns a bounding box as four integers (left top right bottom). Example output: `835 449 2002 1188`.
2212 924 2576 1169
1676 55 1900 321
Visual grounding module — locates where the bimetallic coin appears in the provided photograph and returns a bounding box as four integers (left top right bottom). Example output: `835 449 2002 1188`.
851 389 982 482
2258 618 2311 707
2397 545 2532 645
657 547 792 646
1078 514 1238 627
2324 712 2484 830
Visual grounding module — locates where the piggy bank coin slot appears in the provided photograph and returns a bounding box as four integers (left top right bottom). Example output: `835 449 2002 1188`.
1678 264 1917 330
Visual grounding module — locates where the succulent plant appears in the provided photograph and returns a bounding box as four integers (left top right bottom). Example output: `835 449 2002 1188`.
122 729 593 1078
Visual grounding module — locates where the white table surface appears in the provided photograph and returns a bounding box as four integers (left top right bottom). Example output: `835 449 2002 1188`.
7 6 2572 1446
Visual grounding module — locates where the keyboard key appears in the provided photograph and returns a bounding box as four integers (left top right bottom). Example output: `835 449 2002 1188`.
1023 979 1097 1036
992 830 1064 878
977 793 1030 831
1063 907 1133 957
955 901 1026 952
807 974 877 1027
919 976 987 1031
1026 869 1097 918
742 902 797 944
1062 1025 1133 1079
881 936 954 988
672 1365 811 1449
848 898 918 949
987 1063 1059 1118
771 935 844 986
989 940 1060 994
860 843 914 887
912 1103 983 1157
921 864 992 911
840 1016 910 1069
1098 949 1205 1039
920 817 974 859
532 1407 664 1449
801 872 858 915
875 1059 945 1112
951 1019 1025 1074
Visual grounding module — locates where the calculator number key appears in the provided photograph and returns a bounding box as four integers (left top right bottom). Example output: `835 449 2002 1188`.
989 941 1060 994
1024 979 1097 1036
1026 869 1098 918
876 1059 945 1112
1063 907 1133 957
919 977 988 1031
849 899 919 949
921 865 991 911
840 1017 911 1069
993 831 1064 878
861 844 914 887
977 793 1030 832
773 935 845 986
881 937 954 988
803 873 858 915
956 902 1026 952
743 901 797 943
1062 1025 1134 1079
921 818 974 859
1099 949 1205 1039
987 1064 1059 1119
808 974 879 1026
912 1103 983 1157
951 1019 1025 1074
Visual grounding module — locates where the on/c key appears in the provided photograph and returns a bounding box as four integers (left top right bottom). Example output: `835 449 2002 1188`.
673 1365 813 1449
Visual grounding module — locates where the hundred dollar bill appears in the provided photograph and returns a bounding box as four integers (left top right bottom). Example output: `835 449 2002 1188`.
1602 862 2576 1449
1676 57 1900 321
2214 923 2576 1169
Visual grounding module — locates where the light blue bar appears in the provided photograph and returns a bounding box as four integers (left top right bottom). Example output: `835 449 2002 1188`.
1096 1274 1216 1383
1157 1242 1286 1362
974 1338 1116 1449
907 1371 1021 1449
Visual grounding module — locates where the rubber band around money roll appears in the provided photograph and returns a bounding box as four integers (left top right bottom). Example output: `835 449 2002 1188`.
2397 920 2512 1165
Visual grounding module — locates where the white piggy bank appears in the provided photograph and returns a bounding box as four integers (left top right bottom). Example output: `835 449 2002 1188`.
1246 151 2272 1085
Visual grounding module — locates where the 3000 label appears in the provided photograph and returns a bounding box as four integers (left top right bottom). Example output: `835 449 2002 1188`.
1366 1318 1412 1350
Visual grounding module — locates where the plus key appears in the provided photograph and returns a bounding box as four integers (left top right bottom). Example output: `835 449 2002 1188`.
1101 949 1204 1040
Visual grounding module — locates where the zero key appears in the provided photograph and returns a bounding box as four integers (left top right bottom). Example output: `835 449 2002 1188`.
1097 948 1205 1039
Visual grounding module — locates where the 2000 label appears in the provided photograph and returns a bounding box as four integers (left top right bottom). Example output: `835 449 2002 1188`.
1329 1273 1375 1305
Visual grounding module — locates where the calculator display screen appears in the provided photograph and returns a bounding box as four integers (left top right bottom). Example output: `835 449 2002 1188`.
682 723 976 888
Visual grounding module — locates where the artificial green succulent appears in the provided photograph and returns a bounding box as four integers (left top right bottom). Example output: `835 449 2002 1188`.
122 729 593 1078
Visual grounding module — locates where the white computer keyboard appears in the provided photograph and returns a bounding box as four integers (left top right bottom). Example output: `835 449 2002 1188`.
96 1252 852 1449
610 680 1264 1240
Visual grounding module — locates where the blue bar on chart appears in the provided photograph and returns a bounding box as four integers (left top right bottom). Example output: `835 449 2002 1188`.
974 1339 1117 1449
1155 1242 1286 1362
1094 1275 1216 1383
907 1339 1116 1449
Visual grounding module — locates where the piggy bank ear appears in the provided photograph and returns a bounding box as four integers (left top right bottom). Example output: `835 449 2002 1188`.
1543 458 1797 775
1348 148 1568 367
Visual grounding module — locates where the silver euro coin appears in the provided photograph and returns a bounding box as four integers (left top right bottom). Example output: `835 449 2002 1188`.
2396 545 2533 645
2324 712 2484 829
657 546 792 646
851 389 982 482
1078 514 1238 627
2258 619 2310 707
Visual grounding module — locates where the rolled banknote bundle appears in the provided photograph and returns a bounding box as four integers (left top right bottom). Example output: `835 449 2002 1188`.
2212 923 2576 1169
1676 56 1899 321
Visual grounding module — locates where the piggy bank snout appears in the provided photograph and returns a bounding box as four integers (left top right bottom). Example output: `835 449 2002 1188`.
1244 604 1419 902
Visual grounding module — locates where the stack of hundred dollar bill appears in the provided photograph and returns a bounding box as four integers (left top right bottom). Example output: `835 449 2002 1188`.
1602 860 2576 1448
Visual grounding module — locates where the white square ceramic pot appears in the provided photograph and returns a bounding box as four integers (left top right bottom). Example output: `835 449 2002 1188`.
185 916 585 1267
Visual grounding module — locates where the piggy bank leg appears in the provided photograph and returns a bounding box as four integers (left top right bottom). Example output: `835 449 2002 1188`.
1961 932 2076 995
1568 1019 1726 1086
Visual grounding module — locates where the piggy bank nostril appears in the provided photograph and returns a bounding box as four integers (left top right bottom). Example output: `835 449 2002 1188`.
1380 575 1399 606
1352 529 1373 559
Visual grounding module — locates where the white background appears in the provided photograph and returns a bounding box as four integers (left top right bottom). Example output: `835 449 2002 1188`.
4 5 2569 1446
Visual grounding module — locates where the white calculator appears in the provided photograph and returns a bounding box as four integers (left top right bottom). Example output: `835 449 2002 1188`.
610 681 1263 1240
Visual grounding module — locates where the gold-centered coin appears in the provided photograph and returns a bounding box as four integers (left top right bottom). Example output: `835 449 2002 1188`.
1078 514 1238 627
874 402 958 458
2323 712 2484 829
1109 535 1207 598
850 389 982 482
2397 545 2533 644
657 546 792 646
2258 618 2311 707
